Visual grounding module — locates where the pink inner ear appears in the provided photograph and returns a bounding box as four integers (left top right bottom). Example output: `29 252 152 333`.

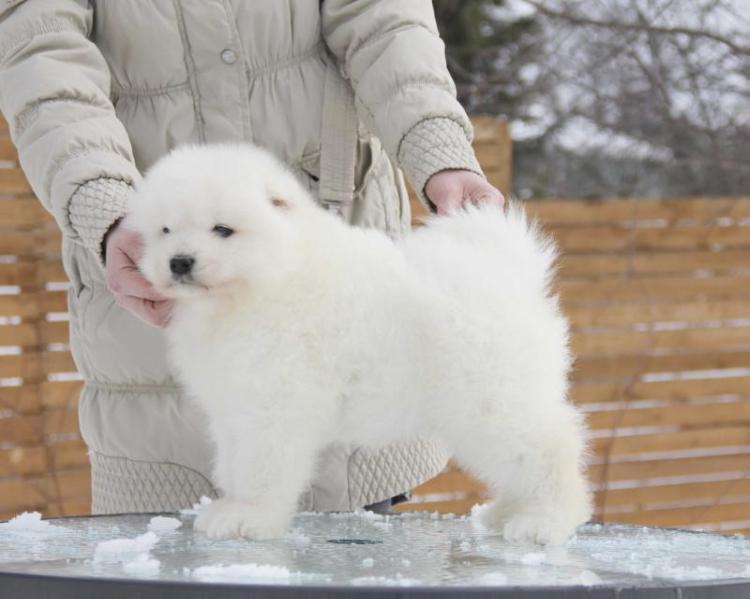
271 197 288 209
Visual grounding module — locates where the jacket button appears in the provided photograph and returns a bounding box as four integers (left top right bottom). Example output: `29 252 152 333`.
220 49 237 65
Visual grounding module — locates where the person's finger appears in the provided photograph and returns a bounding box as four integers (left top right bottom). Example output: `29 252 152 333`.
468 192 505 208
435 195 464 215
114 293 173 328
107 246 169 302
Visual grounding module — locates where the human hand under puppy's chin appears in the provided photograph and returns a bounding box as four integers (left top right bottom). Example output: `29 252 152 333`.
424 169 505 215
104 219 174 328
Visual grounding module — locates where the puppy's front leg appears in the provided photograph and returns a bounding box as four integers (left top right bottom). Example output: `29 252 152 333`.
195 411 326 540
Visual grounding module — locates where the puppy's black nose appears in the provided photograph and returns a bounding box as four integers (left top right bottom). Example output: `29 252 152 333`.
170 255 195 276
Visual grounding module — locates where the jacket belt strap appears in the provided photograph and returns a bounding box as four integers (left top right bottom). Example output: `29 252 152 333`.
319 58 358 215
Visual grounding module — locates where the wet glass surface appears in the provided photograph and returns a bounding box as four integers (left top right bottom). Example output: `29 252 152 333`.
1 509 749 589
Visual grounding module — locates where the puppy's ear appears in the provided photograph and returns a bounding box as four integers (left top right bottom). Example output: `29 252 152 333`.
270 196 290 210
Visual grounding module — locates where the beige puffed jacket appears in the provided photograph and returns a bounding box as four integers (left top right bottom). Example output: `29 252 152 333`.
0 0 483 513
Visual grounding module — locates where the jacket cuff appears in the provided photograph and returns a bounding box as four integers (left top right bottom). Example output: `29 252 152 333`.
397 117 484 210
68 178 132 267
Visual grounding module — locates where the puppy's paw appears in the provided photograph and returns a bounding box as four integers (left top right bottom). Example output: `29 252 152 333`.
500 508 579 546
474 500 582 545
194 498 289 540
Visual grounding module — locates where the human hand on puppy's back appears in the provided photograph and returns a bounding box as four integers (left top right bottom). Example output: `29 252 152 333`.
425 169 505 215
104 220 174 328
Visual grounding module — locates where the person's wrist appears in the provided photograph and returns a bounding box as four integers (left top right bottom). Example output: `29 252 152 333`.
398 117 483 211
101 217 124 266
68 178 133 269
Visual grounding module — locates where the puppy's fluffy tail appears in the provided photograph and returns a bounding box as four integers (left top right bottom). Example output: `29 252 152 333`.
418 201 559 296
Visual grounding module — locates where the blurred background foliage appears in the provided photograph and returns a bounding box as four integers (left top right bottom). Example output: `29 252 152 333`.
433 0 749 199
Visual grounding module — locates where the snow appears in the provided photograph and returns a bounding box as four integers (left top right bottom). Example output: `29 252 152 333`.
192 563 293 583
285 531 311 547
519 552 546 566
478 572 509 585
352 576 422 587
93 531 159 564
122 553 160 575
328 510 386 521
179 495 213 516
3 511 750 588
147 516 182 533
1 511 61 532
579 570 602 586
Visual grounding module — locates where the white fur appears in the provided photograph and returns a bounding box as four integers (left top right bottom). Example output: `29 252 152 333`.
125 144 592 545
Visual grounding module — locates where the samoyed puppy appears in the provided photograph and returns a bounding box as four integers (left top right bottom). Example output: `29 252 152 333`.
124 144 592 545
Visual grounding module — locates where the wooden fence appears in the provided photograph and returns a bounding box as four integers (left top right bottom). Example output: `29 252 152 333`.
404 192 750 536
2 113 749 535
0 114 88 521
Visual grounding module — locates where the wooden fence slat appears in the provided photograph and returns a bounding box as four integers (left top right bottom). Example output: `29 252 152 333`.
40 380 83 409
0 413 43 445
43 407 80 437
572 375 750 404
0 386 41 414
38 260 68 283
0 446 47 476
0 168 31 194
472 116 510 145
0 262 35 285
572 326 750 358
596 478 750 510
40 320 70 344
586 399 750 431
567 299 750 329
587 453 750 484
559 250 750 278
0 382 80 413
551 224 750 253
411 468 488 497
0 322 38 346
0 351 77 378
51 439 88 469
560 274 750 305
0 409 81 443
0 136 16 161
573 350 750 381
591 426 750 457
0 198 51 226
526 197 750 226
611 502 750 528
0 229 61 256
0 469 90 512
0 291 68 318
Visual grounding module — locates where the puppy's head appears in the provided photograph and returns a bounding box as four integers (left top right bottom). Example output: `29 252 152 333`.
125 144 312 299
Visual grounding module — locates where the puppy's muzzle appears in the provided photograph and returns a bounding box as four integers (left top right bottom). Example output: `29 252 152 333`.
170 254 195 279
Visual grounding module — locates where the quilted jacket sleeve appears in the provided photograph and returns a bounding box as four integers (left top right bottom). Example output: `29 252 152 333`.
321 0 484 202
0 0 139 264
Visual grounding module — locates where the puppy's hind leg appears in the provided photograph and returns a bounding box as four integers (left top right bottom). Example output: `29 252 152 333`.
454 404 592 545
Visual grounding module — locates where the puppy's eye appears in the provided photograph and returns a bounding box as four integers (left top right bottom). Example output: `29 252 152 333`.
212 225 234 238
162 226 170 234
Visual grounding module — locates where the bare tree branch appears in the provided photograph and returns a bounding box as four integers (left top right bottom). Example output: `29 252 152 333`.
523 0 750 55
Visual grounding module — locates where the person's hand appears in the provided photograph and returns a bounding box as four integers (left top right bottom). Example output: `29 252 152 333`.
104 220 173 327
424 169 505 215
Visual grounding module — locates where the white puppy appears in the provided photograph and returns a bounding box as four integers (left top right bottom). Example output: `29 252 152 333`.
125 144 592 545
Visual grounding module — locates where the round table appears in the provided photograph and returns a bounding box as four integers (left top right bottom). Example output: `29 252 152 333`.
1 509 749 598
